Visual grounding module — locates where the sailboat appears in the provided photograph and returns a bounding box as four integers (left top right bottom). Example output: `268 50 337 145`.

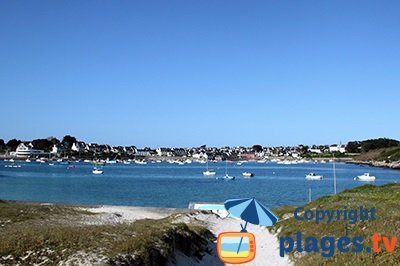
203 160 216 176
217 160 235 180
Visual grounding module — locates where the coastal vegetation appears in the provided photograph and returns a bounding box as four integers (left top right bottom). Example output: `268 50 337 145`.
0 201 212 265
271 183 400 265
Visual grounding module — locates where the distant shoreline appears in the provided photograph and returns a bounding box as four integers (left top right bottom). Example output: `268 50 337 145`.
346 160 400 171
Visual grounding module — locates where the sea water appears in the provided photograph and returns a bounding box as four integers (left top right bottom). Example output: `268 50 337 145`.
0 161 398 208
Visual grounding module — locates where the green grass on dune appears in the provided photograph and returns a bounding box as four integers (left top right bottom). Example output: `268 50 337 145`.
0 201 210 265
271 183 400 265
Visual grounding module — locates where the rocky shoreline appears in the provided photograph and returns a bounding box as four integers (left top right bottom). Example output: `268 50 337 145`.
347 160 400 170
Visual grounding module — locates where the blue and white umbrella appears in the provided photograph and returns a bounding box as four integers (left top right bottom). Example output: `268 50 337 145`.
224 197 278 228
224 197 279 253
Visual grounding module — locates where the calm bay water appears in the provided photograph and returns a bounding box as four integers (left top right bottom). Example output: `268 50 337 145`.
0 161 399 208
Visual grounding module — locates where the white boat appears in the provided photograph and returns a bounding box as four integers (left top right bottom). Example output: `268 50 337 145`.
9 159 15 163
134 160 147 165
242 172 254 178
203 160 216 176
123 161 131 165
355 173 376 182
236 162 243 166
305 173 323 180
156 160 162 163
203 170 216 176
49 163 55 166
5 164 21 168
25 159 31 162
257 159 266 163
92 168 104 174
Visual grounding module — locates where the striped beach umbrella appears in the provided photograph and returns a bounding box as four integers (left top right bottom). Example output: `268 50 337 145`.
224 197 278 229
224 197 278 254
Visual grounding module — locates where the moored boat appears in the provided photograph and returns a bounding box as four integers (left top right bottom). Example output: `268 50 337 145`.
354 173 376 181
305 173 323 180
203 170 216 176
216 174 236 181
92 168 104 174
242 172 254 178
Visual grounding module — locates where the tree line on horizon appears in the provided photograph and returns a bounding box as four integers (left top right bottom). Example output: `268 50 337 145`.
0 136 399 155
0 135 77 153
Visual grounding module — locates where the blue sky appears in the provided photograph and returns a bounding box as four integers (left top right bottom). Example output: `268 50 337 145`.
1 1 399 147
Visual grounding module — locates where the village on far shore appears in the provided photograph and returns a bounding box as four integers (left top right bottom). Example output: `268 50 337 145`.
0 135 352 161
1 135 399 164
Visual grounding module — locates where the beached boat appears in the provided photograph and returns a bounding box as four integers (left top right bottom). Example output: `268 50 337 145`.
92 168 104 174
242 172 254 178
305 173 323 180
354 173 376 181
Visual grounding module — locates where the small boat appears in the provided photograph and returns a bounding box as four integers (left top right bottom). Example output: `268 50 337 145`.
236 162 242 166
123 161 131 165
355 173 376 182
242 172 254 178
92 168 104 174
25 159 31 162
5 164 21 168
305 173 323 180
203 170 217 176
134 160 147 165
216 174 236 181
9 158 15 163
49 163 55 166
203 160 216 176
216 161 235 180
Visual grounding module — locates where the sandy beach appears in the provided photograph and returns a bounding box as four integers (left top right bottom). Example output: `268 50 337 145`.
79 205 291 266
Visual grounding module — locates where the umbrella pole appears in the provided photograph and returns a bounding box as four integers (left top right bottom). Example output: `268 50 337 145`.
236 221 248 254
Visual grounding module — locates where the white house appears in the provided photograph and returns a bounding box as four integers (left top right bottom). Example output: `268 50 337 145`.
329 145 346 153
309 148 322 154
14 143 45 157
71 142 81 152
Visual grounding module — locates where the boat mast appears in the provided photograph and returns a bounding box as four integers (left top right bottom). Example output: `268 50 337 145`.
333 154 337 195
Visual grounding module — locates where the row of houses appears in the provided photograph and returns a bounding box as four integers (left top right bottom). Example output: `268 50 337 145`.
11 141 347 159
